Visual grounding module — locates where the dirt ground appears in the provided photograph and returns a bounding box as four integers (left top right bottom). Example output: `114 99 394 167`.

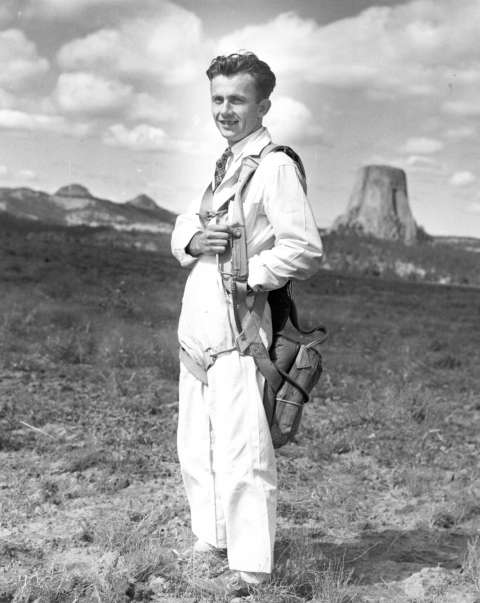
1 226 480 602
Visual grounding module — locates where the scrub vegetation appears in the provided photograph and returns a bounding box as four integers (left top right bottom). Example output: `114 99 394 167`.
1 219 480 602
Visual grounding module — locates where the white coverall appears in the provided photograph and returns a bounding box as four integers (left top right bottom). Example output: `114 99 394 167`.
171 126 323 574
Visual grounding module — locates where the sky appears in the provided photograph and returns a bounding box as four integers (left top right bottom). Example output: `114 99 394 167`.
1 0 480 237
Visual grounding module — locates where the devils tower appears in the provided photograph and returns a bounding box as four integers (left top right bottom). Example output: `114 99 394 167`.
332 165 419 245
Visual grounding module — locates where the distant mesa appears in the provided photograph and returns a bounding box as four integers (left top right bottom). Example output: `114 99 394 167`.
332 165 421 245
55 183 94 198
127 194 158 211
0 182 176 233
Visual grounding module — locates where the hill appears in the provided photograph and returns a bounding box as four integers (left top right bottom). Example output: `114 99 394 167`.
0 184 176 233
321 230 480 288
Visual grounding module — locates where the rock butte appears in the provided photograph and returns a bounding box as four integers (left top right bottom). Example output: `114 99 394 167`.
55 183 93 198
332 165 419 245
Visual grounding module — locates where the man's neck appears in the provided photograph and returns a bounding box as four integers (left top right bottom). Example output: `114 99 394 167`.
229 125 264 152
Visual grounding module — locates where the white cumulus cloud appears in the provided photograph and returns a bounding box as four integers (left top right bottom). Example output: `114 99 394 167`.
104 123 169 151
17 169 37 181
405 155 439 167
0 29 49 91
54 72 133 115
442 100 480 117
218 0 480 97
404 155 446 174
57 4 210 85
104 123 194 153
444 125 476 139
264 96 323 143
0 109 89 136
449 171 476 187
400 137 445 154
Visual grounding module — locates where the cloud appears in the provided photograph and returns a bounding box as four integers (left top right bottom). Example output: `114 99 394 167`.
403 155 446 174
405 155 439 167
127 93 177 124
54 72 133 115
24 0 130 19
57 4 210 85
0 109 89 136
264 96 323 143
400 137 445 154
449 171 476 187
104 123 194 153
0 29 49 91
0 165 37 181
444 125 476 139
442 100 480 117
17 169 37 181
218 1 480 96
103 123 169 151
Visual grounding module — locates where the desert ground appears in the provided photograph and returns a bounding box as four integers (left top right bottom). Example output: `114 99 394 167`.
1 221 480 602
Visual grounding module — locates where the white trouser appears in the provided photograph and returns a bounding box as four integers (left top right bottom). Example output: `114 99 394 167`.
177 352 277 574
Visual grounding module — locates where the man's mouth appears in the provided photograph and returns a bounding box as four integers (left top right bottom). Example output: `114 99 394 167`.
219 119 238 127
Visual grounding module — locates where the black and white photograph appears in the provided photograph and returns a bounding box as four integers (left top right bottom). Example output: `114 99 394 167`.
1 1 479 601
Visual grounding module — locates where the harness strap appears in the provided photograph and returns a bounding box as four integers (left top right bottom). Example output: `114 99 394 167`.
183 143 315 400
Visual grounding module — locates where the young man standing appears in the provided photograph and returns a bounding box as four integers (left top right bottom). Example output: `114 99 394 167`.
171 52 323 594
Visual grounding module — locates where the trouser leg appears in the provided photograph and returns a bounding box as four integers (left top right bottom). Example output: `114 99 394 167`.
177 363 226 548
207 352 277 574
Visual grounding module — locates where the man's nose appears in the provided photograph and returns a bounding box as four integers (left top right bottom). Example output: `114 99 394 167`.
219 100 233 114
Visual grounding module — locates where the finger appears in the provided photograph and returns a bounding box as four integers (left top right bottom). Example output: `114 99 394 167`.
207 224 233 234
204 246 227 255
206 231 230 240
207 241 229 248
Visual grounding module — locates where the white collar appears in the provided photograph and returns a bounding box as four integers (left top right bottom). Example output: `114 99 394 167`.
229 126 271 160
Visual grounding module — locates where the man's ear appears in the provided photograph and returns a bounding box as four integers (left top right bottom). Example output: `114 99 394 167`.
258 98 271 118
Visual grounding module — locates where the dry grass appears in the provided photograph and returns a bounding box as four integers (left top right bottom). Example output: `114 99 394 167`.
462 537 480 593
1 222 480 602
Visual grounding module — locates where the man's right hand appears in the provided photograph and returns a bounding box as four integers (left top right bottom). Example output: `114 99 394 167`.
187 224 233 257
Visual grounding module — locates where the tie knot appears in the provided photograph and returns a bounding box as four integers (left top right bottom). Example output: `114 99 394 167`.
216 147 232 167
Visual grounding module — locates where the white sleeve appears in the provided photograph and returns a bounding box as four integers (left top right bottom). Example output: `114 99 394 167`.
247 155 323 291
170 199 203 268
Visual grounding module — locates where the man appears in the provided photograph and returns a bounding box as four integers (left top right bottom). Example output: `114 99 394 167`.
171 52 322 593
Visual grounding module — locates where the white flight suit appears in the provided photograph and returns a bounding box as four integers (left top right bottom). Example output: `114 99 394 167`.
171 126 323 574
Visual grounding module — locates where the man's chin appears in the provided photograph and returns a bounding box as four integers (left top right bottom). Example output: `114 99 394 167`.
217 125 238 141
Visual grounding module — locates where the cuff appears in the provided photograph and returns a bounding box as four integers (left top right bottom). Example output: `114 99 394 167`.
172 229 202 267
247 255 288 291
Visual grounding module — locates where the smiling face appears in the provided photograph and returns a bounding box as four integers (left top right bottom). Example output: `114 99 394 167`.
210 72 271 145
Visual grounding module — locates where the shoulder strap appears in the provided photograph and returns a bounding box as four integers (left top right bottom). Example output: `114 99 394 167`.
259 143 306 182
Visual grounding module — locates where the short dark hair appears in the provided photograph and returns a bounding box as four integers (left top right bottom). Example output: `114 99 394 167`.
206 52 276 100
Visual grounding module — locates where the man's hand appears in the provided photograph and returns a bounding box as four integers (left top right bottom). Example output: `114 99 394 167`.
187 224 233 257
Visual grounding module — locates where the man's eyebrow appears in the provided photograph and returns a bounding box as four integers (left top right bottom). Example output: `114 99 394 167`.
211 93 247 101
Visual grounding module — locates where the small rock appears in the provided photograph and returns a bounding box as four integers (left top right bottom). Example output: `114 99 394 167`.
401 567 453 599
148 575 168 594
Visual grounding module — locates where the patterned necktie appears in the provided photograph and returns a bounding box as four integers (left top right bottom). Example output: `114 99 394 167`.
213 147 232 190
